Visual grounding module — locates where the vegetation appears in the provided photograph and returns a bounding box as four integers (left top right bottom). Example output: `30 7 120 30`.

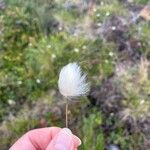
0 0 150 149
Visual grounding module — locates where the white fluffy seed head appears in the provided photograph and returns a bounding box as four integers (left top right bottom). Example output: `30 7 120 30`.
58 62 90 97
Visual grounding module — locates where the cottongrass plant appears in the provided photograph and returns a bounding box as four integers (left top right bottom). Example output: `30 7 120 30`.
58 62 90 127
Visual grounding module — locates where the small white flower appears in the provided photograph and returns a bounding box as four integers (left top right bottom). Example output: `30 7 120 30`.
111 26 116 30
138 27 142 32
128 0 134 3
137 42 141 46
109 52 114 57
58 26 63 31
47 45 52 48
8 99 16 106
97 22 102 27
100 1 104 6
96 13 100 17
73 33 78 37
105 59 109 64
36 79 41 84
110 113 114 116
82 45 87 49
108 144 120 150
29 43 32 47
17 81 22 85
93 8 97 12
140 99 145 104
51 54 56 59
58 62 90 97
106 11 110 16
74 48 79 53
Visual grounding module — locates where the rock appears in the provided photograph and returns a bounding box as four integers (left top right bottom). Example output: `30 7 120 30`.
89 77 124 114
0 0 5 10
137 117 150 138
107 144 120 150
63 1 78 10
118 38 142 62
100 16 129 43
139 5 150 21
63 0 89 13
99 15 142 62
144 139 150 150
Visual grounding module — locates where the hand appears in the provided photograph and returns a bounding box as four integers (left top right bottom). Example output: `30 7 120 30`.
10 127 81 150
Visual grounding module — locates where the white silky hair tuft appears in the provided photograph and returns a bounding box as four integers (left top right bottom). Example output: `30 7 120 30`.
58 62 90 97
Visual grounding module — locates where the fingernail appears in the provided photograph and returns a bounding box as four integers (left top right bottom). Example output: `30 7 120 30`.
62 128 72 135
76 136 82 146
54 128 73 150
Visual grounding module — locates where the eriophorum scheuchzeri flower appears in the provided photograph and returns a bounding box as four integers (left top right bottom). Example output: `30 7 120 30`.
58 62 90 97
58 62 90 127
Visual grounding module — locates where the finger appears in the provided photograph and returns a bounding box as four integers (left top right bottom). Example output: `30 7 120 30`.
46 128 74 150
46 128 81 150
10 127 61 150
28 127 61 149
9 134 36 150
72 135 82 149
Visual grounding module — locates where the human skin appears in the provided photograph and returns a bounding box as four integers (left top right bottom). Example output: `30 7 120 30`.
9 127 81 150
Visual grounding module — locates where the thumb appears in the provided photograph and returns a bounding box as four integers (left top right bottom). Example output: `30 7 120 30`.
46 128 81 150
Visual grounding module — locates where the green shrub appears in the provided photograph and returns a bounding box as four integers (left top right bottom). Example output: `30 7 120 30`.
79 110 105 150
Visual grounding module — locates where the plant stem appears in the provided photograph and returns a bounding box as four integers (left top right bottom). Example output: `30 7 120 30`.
65 98 68 128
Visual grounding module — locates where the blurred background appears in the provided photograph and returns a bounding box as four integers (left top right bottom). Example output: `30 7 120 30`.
0 0 150 149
